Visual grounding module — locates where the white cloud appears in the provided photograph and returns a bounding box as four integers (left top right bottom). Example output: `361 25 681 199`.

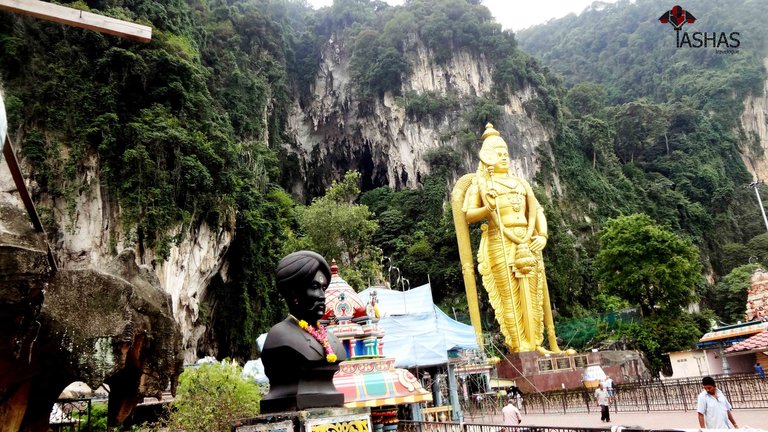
304 0 619 32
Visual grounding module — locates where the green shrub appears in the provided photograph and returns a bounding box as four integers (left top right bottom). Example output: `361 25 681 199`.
404 91 459 121
77 401 108 432
167 361 261 432
464 97 501 127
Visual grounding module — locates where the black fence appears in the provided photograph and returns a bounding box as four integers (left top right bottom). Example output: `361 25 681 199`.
511 374 768 415
399 420 678 432
49 398 91 431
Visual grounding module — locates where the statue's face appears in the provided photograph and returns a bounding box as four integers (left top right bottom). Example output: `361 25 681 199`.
290 270 328 323
492 146 509 173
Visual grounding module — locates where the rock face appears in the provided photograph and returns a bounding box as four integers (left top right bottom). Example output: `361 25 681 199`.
26 150 231 364
0 144 183 431
740 57 768 181
284 35 559 200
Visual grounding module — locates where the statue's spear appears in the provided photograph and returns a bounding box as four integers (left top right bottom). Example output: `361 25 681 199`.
485 168 523 351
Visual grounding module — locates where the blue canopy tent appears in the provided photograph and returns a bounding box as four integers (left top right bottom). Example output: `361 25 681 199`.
358 284 478 368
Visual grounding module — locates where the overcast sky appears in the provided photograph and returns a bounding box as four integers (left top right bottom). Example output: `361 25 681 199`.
305 0 619 32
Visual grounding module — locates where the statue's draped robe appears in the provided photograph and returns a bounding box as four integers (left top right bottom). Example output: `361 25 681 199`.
470 177 546 352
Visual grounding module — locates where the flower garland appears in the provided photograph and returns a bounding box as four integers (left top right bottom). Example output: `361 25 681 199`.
294 316 338 363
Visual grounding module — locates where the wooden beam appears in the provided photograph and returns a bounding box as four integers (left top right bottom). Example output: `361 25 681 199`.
0 0 151 42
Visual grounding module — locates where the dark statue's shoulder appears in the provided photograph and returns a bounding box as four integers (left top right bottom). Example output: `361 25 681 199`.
261 317 346 364
263 317 306 350
260 318 346 412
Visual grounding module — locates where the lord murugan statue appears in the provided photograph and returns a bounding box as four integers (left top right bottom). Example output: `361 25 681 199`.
451 123 563 354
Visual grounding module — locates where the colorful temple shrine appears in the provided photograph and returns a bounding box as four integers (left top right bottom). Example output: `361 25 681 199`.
322 261 432 428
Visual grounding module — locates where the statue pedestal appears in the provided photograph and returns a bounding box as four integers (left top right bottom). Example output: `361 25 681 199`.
496 350 647 392
260 384 345 414
233 407 371 432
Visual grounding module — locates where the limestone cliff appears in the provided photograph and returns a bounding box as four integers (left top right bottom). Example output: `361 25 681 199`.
3 32 561 369
0 140 183 430
27 152 232 364
284 35 562 200
740 58 768 181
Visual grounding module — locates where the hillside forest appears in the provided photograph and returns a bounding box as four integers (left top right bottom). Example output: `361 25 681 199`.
1 0 767 374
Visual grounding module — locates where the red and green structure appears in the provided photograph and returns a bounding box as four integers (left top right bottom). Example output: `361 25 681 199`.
321 261 432 429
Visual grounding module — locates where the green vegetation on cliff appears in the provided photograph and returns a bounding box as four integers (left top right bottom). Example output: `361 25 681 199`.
2 0 562 360
517 0 767 299
0 0 297 359
513 0 768 371
3 0 768 370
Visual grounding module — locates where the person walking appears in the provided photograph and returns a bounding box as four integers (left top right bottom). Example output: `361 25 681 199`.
756 363 765 379
502 395 523 429
595 383 610 423
697 376 738 429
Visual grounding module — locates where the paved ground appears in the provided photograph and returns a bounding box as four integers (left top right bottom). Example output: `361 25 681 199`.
466 409 768 429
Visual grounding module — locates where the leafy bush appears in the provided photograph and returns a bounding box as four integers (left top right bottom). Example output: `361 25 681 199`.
167 361 261 432
77 402 108 432
598 313 701 375
463 97 501 127
404 91 459 121
350 30 409 96
707 263 761 324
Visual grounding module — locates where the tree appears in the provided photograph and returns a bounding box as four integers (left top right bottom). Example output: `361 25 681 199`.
720 243 750 274
594 213 701 316
746 233 768 263
291 171 381 289
368 47 409 95
601 313 701 375
565 82 607 118
383 9 418 50
464 97 502 127
709 264 760 324
612 100 669 163
167 361 261 432
575 115 616 169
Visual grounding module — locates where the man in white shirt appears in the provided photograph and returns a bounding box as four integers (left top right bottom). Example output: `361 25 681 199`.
603 376 614 397
502 395 523 429
697 376 738 429
595 383 610 422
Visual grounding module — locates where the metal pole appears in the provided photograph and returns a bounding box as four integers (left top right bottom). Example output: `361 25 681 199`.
447 361 462 422
750 181 768 232
720 343 731 375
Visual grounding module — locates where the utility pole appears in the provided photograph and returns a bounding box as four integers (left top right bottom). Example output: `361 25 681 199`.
748 181 768 233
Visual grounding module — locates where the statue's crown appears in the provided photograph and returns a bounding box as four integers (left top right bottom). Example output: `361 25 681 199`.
481 123 501 140
478 123 506 166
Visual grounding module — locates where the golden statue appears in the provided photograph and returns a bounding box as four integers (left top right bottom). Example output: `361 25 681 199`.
451 123 563 354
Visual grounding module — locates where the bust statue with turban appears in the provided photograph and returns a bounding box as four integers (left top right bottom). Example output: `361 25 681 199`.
260 251 347 413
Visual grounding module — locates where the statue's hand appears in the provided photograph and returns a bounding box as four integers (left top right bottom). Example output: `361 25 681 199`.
484 188 498 210
530 235 547 252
